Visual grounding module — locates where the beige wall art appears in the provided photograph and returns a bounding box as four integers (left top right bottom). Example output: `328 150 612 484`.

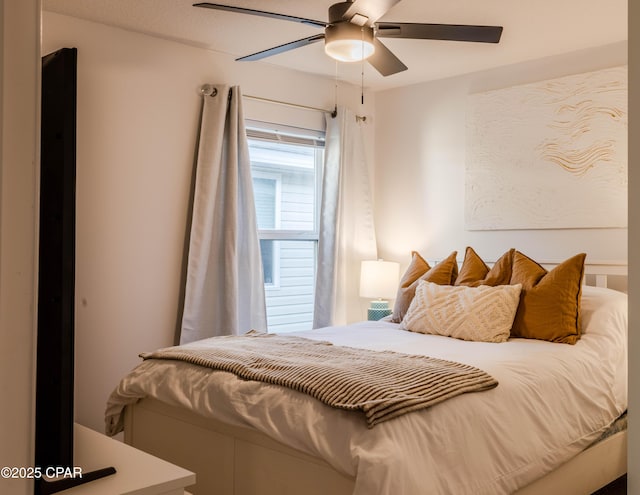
465 65 627 230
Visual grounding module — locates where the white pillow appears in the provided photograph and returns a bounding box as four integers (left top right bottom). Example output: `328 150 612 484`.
400 280 522 343
579 285 627 411
580 285 628 338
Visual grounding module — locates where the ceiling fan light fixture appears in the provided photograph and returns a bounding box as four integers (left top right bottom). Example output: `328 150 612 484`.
194 1 503 77
324 22 375 62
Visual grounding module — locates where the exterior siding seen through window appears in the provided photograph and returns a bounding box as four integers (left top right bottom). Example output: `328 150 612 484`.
248 128 323 333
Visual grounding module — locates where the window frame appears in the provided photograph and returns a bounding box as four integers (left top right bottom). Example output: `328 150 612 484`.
247 121 324 245
246 120 325 332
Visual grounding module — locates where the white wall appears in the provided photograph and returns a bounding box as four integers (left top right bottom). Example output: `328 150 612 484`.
42 11 374 433
0 1 39 494
374 42 628 272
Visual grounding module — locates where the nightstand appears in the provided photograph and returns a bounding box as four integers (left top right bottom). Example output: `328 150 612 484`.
56 424 195 494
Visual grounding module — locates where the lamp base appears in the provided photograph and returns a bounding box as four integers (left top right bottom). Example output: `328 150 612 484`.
367 300 391 321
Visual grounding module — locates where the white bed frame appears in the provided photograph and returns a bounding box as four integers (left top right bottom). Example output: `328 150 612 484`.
123 262 628 495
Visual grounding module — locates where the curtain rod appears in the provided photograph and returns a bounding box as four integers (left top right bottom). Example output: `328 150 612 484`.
199 85 367 121
245 94 369 122
243 93 337 117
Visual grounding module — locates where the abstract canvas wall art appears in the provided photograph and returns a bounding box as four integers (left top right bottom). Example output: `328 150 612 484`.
465 66 627 230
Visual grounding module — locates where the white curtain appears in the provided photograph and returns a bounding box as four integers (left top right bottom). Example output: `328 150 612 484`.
313 106 377 328
180 85 267 344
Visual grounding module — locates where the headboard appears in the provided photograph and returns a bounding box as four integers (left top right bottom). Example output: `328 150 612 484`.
428 258 629 293
538 260 628 292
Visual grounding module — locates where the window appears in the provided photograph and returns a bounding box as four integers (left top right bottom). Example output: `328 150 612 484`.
247 121 324 333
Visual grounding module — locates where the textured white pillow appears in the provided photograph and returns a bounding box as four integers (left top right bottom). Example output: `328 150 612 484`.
400 281 523 343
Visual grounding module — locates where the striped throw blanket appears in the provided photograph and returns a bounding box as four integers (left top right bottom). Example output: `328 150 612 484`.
141 331 498 427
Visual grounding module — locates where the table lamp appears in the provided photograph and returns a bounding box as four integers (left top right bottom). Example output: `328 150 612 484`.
359 259 400 321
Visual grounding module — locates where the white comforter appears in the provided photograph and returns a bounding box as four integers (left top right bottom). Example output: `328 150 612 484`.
105 286 627 495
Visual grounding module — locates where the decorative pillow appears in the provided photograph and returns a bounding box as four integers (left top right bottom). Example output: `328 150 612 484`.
400 280 522 343
455 247 515 287
509 251 586 344
390 251 431 323
390 251 458 323
580 285 627 338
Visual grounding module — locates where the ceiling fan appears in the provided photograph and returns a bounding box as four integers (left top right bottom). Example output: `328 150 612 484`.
194 0 503 77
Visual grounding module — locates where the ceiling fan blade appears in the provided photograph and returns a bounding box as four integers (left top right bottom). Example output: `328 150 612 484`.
376 22 503 43
368 38 407 76
342 0 402 25
236 34 325 61
193 3 326 28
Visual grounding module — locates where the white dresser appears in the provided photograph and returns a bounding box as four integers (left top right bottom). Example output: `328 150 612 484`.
54 424 195 494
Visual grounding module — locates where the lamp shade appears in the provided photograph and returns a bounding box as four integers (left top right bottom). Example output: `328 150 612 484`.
359 260 399 300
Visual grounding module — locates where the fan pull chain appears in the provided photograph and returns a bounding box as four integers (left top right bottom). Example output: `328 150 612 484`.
361 28 365 105
361 60 365 105
332 60 339 118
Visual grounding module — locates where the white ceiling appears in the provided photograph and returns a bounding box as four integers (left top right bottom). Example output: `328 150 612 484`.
42 0 628 91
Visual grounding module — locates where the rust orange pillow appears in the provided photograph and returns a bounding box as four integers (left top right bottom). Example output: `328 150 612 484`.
455 247 515 287
391 251 458 323
509 251 586 344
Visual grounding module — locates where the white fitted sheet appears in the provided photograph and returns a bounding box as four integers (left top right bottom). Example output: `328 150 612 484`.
105 285 627 495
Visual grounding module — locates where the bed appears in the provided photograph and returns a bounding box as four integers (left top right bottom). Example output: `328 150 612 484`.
105 258 627 495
